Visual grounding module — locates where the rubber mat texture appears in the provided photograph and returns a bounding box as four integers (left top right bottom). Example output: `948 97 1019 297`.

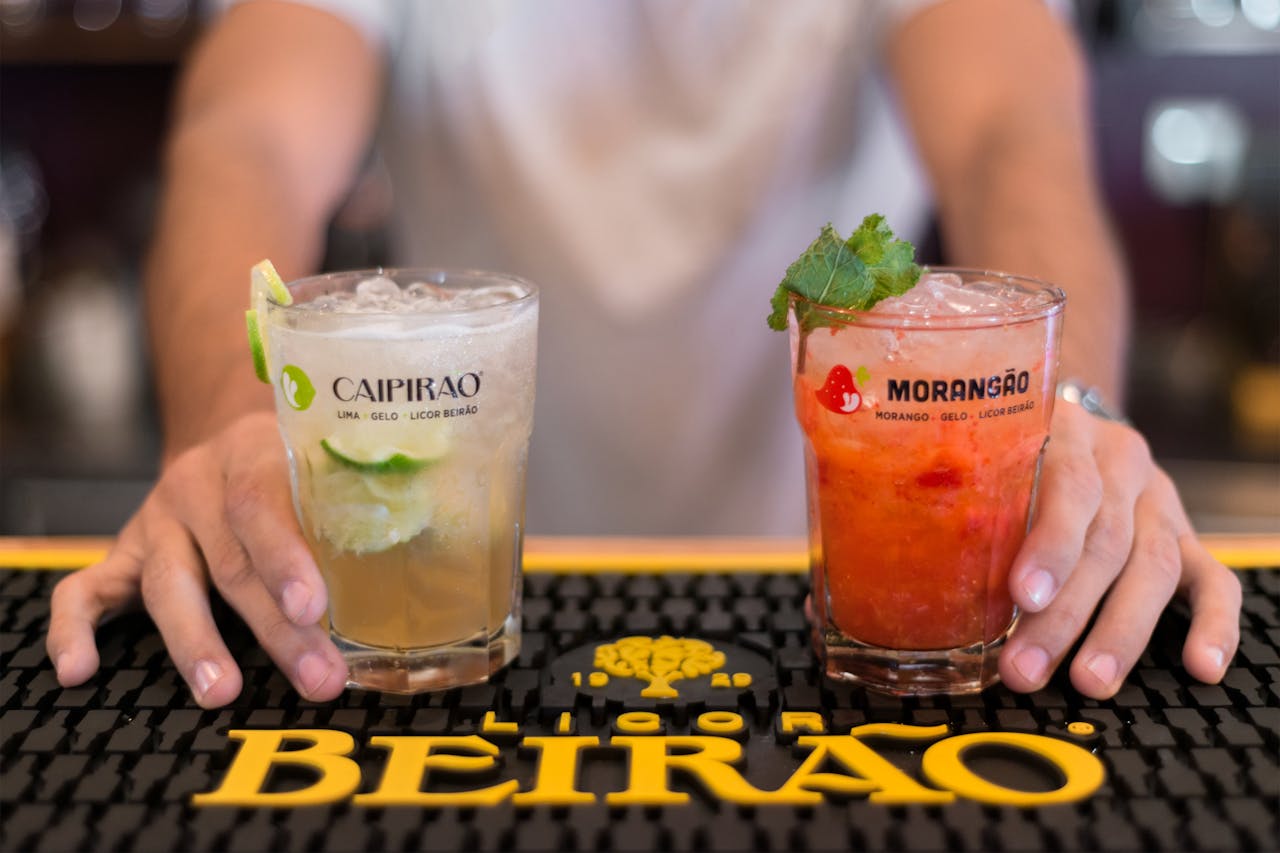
1 567 1276 852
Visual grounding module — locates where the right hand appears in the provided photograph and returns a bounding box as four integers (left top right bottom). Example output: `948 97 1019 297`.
46 412 348 708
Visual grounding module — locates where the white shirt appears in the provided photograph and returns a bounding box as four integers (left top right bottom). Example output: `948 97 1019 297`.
223 0 941 534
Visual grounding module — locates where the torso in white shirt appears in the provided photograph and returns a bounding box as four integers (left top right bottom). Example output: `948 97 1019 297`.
231 0 936 534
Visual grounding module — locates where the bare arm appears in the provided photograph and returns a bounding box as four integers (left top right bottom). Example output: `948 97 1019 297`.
147 0 382 456
887 0 1128 401
47 2 384 706
885 0 1240 699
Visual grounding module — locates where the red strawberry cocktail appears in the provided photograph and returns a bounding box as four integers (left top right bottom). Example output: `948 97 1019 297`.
789 269 1064 695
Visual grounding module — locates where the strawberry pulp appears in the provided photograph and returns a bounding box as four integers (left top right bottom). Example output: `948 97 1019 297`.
797 369 1036 649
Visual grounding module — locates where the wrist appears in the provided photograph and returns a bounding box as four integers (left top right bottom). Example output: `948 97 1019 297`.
159 386 275 463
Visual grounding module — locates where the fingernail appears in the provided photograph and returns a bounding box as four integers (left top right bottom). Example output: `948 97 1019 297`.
1012 645 1050 684
282 581 312 624
296 652 331 696
53 653 67 682
1022 569 1056 610
1086 652 1118 688
194 659 223 697
1209 645 1227 673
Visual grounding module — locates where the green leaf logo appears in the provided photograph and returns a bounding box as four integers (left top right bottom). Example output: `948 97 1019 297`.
281 364 315 411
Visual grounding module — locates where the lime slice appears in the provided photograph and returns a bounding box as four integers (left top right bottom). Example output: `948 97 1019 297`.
308 467 432 554
251 259 292 305
320 428 451 474
246 259 292 385
310 427 453 551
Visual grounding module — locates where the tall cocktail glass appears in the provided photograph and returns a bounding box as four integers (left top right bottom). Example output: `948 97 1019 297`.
264 269 538 693
789 268 1064 695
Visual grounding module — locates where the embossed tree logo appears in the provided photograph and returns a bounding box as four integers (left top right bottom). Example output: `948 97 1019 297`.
593 636 726 698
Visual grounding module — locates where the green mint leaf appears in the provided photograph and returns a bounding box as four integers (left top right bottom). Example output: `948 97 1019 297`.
767 215 922 331
767 285 791 331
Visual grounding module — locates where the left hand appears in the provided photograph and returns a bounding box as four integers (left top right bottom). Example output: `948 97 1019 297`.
1000 400 1242 698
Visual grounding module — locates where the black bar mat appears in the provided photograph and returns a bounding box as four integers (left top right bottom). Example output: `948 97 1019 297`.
1 567 1276 852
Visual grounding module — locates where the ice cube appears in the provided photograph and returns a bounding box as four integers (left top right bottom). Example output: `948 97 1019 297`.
874 272 1014 317
405 281 457 312
448 284 526 310
924 274 1007 315
308 291 355 312
405 281 449 299
353 275 404 307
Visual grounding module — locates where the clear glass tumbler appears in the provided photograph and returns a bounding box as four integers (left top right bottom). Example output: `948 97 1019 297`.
789 268 1064 695
264 268 538 693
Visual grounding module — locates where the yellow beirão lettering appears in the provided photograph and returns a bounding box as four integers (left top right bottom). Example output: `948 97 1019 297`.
555 712 575 735
774 726 955 805
513 737 600 806
191 729 360 808
921 732 1106 806
850 723 950 740
354 736 518 807
607 736 776 806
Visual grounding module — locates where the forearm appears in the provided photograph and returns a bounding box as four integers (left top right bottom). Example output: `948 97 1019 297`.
936 108 1129 402
143 1 382 460
146 125 326 459
888 0 1130 403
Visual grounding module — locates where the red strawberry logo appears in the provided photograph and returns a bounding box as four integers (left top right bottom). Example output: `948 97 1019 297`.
816 365 865 414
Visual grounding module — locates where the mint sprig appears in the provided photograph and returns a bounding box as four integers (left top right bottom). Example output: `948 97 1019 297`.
767 214 922 331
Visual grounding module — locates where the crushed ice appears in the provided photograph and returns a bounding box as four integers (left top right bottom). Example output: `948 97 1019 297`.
306 277 526 313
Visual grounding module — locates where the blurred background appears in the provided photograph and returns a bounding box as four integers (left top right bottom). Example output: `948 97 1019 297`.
1 0 1277 535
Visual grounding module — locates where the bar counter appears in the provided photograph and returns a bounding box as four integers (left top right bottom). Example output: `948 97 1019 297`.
1 535 1276 851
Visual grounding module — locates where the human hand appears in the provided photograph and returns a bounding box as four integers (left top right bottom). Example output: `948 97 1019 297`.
46 412 348 708
1000 400 1242 698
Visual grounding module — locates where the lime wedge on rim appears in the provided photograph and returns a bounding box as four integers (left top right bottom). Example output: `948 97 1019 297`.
320 428 452 474
252 258 292 304
245 310 270 383
246 259 292 385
